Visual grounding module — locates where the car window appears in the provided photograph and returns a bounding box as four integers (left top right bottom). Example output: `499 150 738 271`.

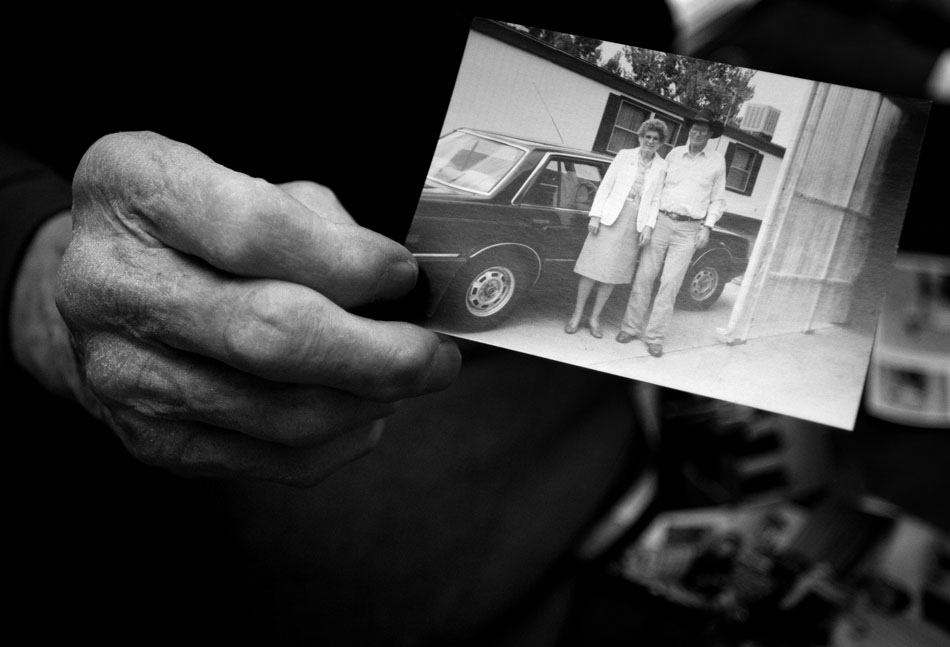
521 158 605 211
427 132 526 194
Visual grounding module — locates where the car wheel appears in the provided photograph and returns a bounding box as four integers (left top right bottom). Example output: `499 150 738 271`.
441 254 528 330
677 262 726 310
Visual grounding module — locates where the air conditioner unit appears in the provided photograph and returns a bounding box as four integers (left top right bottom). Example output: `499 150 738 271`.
740 104 781 141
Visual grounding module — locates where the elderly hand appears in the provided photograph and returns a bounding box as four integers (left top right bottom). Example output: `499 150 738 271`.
46 131 459 486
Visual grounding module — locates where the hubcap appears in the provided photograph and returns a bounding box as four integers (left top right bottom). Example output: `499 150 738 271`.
465 266 515 316
690 267 719 301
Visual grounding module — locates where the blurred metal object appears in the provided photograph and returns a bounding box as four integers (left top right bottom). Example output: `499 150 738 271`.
689 0 950 103
665 0 762 54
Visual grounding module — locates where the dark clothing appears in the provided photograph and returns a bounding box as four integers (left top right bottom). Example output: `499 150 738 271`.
0 143 72 380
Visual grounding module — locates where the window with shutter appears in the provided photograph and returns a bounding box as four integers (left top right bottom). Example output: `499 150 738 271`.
725 142 763 196
595 94 682 158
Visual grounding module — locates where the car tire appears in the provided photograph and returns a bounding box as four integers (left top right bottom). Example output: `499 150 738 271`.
677 261 727 310
440 254 529 330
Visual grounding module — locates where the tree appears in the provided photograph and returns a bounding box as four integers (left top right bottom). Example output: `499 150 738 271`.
622 46 755 126
518 26 604 65
602 51 625 77
503 23 754 125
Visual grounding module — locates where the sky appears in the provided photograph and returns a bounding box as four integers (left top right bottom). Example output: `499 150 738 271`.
738 70 813 148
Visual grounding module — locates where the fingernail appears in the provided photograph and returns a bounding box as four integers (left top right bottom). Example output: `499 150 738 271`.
376 258 418 301
425 339 461 392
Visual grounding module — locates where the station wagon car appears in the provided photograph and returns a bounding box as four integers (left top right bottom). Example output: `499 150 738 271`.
405 128 751 330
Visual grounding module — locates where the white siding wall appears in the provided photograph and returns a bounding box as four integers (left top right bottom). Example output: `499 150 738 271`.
718 136 782 220
440 31 618 149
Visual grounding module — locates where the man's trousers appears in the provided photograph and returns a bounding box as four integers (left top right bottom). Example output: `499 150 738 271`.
621 215 702 344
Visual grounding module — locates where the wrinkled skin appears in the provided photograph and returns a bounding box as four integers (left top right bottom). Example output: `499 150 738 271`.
34 131 459 486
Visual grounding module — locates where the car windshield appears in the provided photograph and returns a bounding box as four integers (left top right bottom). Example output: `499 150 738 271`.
427 131 526 194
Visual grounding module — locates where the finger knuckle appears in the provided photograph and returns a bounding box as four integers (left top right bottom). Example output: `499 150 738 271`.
56 238 163 339
129 361 195 420
81 336 141 403
221 284 302 373
284 180 338 205
54 245 88 325
129 435 184 471
73 132 158 197
55 237 112 325
201 177 278 260
206 175 258 221
112 411 185 470
73 134 128 189
81 337 176 418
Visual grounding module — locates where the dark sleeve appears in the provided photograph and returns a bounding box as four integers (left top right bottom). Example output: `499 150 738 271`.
0 140 72 380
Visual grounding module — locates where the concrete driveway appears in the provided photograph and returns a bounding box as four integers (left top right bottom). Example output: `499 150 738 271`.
434 278 874 430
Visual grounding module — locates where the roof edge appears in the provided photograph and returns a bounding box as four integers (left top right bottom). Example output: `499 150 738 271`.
471 18 786 158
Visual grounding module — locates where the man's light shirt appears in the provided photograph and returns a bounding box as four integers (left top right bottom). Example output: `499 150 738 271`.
659 144 727 227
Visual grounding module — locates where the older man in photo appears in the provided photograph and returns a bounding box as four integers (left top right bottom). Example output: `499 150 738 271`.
616 109 727 357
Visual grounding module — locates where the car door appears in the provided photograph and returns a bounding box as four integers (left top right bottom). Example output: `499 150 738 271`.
514 155 607 264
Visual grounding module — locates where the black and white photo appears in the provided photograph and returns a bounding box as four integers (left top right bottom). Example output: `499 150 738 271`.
406 18 931 430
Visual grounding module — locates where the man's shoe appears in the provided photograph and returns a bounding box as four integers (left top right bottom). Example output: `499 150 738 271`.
616 331 637 344
647 343 663 358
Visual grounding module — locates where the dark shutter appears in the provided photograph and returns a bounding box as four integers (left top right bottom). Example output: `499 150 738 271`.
724 141 736 169
745 151 764 196
593 94 622 154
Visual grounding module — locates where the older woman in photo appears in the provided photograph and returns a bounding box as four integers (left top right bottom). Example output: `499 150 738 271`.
565 118 669 338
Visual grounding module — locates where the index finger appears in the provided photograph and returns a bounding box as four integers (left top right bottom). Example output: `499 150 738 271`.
74 132 416 309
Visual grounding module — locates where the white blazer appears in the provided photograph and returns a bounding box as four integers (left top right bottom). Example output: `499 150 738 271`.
588 147 667 232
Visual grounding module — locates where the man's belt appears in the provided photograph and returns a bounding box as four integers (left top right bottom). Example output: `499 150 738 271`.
660 210 701 223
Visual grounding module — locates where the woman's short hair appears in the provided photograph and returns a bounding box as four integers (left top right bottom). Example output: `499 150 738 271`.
637 118 669 142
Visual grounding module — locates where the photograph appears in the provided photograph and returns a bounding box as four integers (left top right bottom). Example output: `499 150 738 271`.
866 252 950 427
404 17 931 430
